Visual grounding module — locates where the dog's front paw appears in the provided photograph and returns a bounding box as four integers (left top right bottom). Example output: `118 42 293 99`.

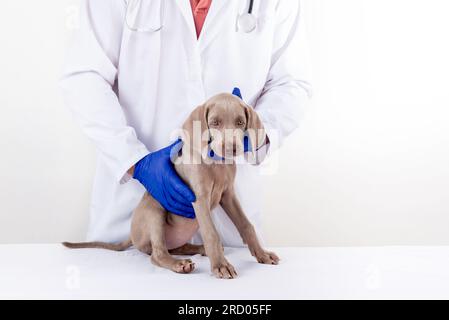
211 260 238 279
254 251 280 265
172 259 196 274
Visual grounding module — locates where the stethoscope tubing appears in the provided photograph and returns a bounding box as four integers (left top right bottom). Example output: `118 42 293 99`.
248 0 254 14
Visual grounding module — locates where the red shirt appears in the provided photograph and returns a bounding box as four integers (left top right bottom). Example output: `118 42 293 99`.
189 0 212 38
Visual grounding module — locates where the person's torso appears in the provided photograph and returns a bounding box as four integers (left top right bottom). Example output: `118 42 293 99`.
88 0 274 244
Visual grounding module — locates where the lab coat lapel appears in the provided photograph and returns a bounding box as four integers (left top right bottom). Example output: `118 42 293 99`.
173 0 198 41
198 0 228 52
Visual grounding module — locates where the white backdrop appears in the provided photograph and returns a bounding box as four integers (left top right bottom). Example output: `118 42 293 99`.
0 0 448 246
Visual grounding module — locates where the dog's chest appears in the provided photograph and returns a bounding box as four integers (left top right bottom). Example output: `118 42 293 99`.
175 162 236 208
206 165 235 208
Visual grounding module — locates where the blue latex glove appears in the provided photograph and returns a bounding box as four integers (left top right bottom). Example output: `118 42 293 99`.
133 139 196 218
232 87 251 152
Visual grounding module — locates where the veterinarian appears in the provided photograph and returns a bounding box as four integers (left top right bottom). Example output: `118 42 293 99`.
61 0 311 246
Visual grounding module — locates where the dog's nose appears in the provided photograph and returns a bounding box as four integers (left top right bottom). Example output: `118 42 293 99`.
231 144 238 156
225 145 237 157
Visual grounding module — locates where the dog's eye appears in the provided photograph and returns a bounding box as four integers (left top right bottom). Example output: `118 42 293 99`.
209 119 221 127
236 119 246 127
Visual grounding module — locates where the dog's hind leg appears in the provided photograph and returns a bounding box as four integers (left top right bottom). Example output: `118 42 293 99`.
132 193 196 274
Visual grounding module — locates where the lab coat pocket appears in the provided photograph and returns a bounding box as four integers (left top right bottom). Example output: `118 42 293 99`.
125 0 164 33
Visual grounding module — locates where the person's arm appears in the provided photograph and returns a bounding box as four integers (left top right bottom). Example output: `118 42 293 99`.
60 0 196 217
60 0 149 182
254 0 312 157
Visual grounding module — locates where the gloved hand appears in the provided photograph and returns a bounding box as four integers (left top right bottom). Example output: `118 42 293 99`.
133 139 196 218
232 87 252 152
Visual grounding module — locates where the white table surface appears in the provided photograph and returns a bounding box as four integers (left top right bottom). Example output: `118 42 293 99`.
1 244 449 299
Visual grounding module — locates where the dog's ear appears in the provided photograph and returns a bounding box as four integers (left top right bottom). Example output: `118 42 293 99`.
245 104 266 153
182 103 210 157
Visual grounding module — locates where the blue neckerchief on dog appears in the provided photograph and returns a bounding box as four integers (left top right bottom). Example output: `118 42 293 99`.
232 87 243 99
207 143 226 161
233 87 254 153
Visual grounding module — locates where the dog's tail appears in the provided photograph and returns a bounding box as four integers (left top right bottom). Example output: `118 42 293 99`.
62 239 132 251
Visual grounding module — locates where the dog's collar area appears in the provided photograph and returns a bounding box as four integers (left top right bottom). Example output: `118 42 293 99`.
207 135 264 161
208 148 226 161
173 137 226 162
207 138 226 161
175 136 262 163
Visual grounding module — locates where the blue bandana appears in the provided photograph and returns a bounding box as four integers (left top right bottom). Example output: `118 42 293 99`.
232 87 243 100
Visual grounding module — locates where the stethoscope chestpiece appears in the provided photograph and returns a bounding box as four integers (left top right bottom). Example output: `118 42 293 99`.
237 0 257 33
237 13 257 33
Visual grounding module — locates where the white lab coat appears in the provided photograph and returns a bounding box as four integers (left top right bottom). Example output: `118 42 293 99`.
60 0 311 247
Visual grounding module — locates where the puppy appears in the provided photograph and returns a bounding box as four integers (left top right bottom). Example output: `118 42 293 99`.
64 93 279 279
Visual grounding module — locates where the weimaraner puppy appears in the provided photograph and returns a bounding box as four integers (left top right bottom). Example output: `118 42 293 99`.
64 93 279 279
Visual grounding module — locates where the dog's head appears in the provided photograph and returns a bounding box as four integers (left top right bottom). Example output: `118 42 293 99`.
182 93 266 161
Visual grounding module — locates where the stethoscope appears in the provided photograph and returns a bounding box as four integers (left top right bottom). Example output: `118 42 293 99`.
237 0 257 33
125 0 257 33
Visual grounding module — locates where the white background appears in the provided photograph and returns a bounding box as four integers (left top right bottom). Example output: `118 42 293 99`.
0 0 448 246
